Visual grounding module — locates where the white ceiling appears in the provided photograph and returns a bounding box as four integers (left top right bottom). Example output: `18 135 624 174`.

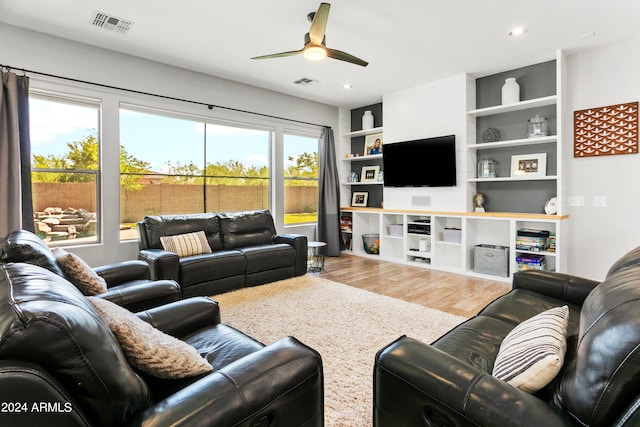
2 0 640 108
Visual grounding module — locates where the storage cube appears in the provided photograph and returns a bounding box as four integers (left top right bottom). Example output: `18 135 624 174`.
473 244 509 277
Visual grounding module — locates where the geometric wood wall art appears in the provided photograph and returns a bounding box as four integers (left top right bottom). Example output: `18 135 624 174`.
574 101 638 157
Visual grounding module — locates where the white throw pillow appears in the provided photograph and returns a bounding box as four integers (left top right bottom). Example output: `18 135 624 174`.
492 305 569 393
88 297 212 379
160 230 212 257
53 247 108 295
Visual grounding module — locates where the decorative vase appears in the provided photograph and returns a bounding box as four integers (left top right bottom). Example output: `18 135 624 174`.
362 110 374 130
501 78 520 105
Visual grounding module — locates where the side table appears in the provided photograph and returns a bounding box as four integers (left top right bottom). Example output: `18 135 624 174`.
307 241 327 272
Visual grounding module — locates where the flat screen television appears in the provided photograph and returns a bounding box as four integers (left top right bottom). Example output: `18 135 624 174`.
382 134 456 187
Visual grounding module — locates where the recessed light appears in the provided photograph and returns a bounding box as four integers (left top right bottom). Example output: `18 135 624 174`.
343 83 353 90
509 27 528 37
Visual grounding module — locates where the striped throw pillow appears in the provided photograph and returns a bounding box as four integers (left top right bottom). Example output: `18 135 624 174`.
160 230 212 257
492 305 569 393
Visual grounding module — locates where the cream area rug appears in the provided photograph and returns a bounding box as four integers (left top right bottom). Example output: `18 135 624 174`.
211 275 467 426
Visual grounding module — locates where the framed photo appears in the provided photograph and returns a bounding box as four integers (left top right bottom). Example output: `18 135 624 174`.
351 191 369 207
361 165 380 183
364 133 383 155
511 153 547 178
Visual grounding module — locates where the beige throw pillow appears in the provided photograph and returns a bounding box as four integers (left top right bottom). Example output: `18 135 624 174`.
53 247 108 295
160 230 212 257
492 305 569 393
88 297 212 379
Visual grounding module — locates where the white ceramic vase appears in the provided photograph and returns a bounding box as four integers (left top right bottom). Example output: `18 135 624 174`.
501 78 520 105
362 110 374 130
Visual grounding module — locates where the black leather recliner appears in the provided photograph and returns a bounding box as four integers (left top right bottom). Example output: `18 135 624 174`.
374 245 640 427
137 210 308 297
0 261 324 426
0 229 181 311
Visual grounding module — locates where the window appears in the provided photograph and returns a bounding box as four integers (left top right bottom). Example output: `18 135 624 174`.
205 123 270 212
119 107 270 240
30 95 101 245
283 133 319 225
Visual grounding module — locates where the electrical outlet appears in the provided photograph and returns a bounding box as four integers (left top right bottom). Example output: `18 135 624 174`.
593 196 607 207
568 196 585 206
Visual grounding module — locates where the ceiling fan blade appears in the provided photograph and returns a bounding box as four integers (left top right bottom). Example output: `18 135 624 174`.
309 3 330 45
326 48 368 67
251 49 303 60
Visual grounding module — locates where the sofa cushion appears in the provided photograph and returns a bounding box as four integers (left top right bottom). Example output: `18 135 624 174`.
143 213 223 251
52 247 108 295
0 229 65 277
0 263 149 426
160 230 212 257
241 243 296 273
143 323 264 401
88 297 212 379
492 305 569 393
219 210 276 250
179 250 246 288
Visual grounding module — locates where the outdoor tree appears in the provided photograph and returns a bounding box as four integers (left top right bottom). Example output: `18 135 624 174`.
286 152 318 186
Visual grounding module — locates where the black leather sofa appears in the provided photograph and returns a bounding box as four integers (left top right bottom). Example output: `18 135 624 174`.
137 210 308 297
0 229 181 311
374 245 640 427
0 261 324 426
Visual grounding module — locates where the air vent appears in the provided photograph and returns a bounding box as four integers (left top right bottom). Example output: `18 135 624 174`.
90 11 134 33
293 77 317 86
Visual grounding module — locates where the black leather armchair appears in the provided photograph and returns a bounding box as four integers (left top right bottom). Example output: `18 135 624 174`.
0 229 181 311
0 262 324 426
374 245 640 427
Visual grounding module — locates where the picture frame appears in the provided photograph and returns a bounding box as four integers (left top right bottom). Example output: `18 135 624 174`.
351 191 369 207
510 153 547 178
360 165 380 183
364 133 383 155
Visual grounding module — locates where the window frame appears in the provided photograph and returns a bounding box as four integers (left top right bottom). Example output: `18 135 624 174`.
29 90 103 246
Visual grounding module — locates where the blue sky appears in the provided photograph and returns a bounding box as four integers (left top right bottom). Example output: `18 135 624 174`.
30 98 318 173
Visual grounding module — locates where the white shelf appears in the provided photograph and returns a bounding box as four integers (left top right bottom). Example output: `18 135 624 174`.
343 181 384 186
469 135 557 150
341 153 383 162
342 127 383 138
468 96 557 117
468 175 558 183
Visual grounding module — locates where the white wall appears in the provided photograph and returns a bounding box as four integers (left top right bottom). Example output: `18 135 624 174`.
1 23 338 266
382 74 471 212
564 36 640 280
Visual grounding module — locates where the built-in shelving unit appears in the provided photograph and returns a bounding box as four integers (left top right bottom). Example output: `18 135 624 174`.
338 55 568 279
340 103 384 209
340 207 567 282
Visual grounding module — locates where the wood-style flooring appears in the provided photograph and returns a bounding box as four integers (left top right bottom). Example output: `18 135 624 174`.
314 253 511 318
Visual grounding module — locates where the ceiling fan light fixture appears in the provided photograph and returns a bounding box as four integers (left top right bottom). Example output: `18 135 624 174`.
304 45 327 61
509 27 528 37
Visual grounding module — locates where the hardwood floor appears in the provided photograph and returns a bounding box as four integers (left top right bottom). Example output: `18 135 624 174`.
314 253 511 318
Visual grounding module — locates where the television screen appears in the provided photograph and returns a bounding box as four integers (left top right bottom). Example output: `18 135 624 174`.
382 135 456 187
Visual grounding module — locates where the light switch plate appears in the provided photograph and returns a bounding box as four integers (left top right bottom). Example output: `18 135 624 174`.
568 196 585 206
593 196 607 207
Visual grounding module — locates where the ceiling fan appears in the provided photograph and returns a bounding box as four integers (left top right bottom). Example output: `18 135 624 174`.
252 3 368 67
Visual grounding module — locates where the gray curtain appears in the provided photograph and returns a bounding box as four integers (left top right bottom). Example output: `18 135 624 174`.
1 70 33 237
317 127 343 256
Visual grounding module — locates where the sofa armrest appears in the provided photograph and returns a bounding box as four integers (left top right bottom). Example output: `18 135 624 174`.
275 234 308 276
0 360 90 426
136 297 221 338
93 260 150 287
513 270 600 305
134 336 323 427
138 249 180 282
375 336 576 427
97 279 181 312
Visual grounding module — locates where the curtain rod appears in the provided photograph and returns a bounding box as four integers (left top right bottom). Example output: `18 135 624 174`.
0 63 328 129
